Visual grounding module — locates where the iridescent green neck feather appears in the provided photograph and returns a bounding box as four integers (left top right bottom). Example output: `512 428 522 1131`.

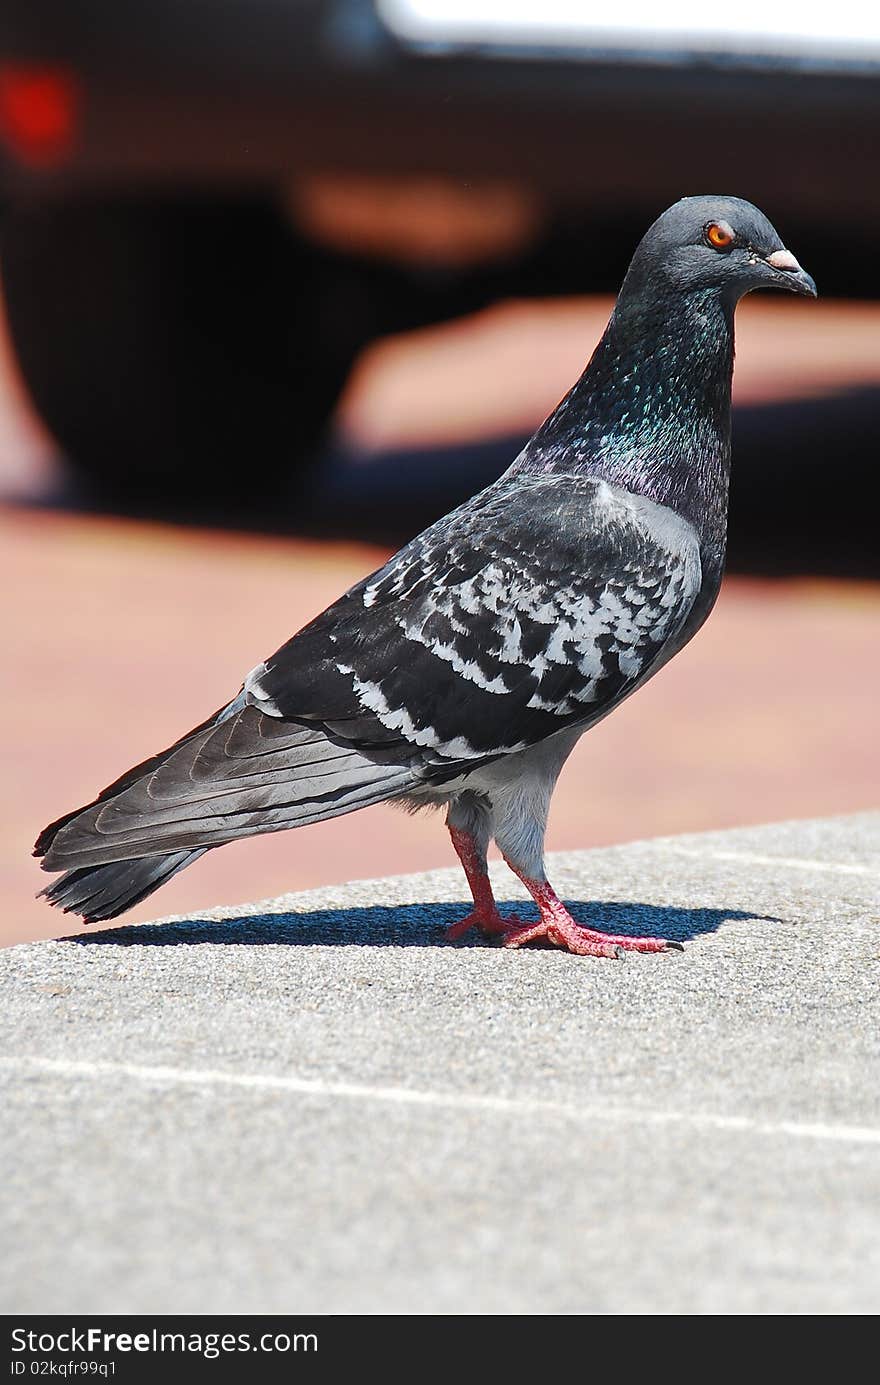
512 288 736 569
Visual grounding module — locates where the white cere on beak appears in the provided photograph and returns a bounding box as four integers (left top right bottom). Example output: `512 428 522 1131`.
765 249 802 272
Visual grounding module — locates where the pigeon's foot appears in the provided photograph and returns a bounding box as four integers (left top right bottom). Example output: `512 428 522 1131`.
499 868 680 958
446 906 521 942
502 913 673 958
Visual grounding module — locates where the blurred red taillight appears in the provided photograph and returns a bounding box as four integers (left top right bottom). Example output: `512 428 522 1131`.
0 65 79 166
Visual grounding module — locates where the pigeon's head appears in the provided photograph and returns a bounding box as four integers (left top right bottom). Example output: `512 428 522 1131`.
624 195 817 306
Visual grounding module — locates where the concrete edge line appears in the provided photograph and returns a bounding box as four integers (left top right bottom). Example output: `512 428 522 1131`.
656 846 880 879
3 1056 879 1148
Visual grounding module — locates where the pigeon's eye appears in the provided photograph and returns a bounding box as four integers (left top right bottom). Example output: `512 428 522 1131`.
705 221 735 250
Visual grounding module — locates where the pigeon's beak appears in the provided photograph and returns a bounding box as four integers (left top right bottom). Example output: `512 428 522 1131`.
764 248 818 298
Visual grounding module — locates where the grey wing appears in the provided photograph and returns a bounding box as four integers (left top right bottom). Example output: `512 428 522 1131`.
37 709 418 870
249 473 703 765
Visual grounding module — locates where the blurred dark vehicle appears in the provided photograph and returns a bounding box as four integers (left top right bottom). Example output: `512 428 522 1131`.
1 2 879 565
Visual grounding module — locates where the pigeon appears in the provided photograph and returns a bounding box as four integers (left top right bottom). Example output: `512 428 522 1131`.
35 196 816 956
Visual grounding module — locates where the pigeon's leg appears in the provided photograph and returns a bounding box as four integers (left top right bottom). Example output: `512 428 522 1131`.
489 779 675 956
501 861 677 958
445 796 520 940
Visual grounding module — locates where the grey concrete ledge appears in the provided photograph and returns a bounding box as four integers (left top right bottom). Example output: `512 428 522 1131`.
2 813 879 1315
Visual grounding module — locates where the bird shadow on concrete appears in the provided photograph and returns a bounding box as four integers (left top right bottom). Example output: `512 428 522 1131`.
66 899 771 949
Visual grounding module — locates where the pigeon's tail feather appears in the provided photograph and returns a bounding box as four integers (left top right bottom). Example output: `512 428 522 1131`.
33 698 236 860
39 849 208 923
36 699 417 919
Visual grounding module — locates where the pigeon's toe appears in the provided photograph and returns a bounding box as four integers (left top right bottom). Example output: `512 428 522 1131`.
446 908 521 941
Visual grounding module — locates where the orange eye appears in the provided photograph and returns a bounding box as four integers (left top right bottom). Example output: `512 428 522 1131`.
706 221 734 249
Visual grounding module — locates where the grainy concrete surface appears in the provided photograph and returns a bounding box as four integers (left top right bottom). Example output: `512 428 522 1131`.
1 814 878 1315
